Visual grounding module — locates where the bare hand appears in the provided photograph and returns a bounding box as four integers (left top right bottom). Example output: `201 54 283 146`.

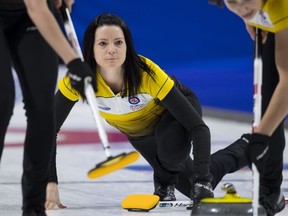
45 182 67 210
54 0 74 11
64 0 75 12
53 0 62 9
245 23 268 43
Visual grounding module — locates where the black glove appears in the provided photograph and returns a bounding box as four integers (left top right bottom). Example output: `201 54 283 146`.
67 58 96 100
244 133 270 173
190 174 214 204
259 187 285 216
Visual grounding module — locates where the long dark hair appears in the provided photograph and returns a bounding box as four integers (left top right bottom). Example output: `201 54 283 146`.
83 13 155 97
208 0 223 7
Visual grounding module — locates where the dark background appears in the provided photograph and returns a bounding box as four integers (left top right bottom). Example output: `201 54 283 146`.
70 0 254 113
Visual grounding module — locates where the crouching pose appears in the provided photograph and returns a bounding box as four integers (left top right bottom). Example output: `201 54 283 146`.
45 13 250 209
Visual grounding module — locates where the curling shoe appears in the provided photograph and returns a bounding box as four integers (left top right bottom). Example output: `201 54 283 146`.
153 182 176 201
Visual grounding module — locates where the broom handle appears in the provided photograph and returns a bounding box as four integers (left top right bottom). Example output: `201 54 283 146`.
60 6 84 60
253 28 263 130
252 27 262 216
60 5 112 158
84 78 112 158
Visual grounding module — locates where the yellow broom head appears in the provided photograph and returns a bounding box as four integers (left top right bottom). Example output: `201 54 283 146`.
87 151 140 179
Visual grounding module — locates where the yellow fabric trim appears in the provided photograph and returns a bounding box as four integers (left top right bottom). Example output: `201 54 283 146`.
58 75 81 101
247 0 288 33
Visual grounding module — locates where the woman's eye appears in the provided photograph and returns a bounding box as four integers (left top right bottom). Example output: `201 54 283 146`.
115 40 123 46
99 41 107 46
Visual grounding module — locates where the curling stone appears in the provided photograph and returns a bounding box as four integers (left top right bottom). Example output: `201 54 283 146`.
191 183 266 216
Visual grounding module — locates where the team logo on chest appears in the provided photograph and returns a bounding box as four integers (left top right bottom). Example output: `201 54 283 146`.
128 96 146 111
129 96 140 104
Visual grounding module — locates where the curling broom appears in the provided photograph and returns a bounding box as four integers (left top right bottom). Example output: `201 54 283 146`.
252 27 262 216
60 5 140 179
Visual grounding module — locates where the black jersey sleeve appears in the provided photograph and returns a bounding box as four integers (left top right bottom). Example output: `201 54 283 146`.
161 86 206 135
48 90 77 183
161 86 211 176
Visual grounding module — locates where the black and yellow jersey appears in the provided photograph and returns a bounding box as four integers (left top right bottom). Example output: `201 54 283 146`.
58 56 174 137
247 0 288 33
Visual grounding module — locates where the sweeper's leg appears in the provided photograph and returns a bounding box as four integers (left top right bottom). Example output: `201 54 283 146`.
176 135 249 198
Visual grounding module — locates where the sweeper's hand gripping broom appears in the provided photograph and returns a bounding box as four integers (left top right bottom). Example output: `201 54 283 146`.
60 5 140 179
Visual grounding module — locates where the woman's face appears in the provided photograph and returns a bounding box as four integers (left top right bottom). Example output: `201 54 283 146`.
224 0 263 21
93 25 127 71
